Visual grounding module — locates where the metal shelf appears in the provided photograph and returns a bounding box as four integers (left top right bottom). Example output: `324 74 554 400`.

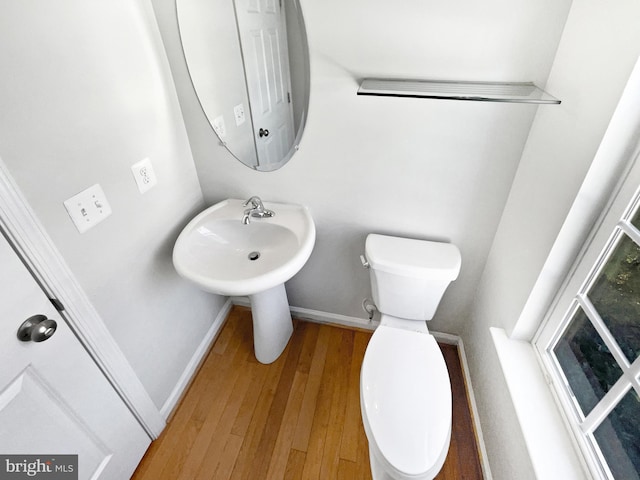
357 78 560 104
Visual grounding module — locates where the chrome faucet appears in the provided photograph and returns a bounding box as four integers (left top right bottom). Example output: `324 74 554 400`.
242 196 275 224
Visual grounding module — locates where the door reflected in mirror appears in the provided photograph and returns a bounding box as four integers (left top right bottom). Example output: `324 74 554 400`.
177 0 310 171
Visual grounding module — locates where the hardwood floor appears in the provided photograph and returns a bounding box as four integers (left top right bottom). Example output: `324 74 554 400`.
132 307 483 479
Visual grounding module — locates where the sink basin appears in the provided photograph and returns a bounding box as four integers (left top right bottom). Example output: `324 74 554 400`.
173 199 315 295
173 198 315 363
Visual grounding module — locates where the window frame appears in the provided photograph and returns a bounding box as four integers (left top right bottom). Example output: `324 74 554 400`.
534 147 640 480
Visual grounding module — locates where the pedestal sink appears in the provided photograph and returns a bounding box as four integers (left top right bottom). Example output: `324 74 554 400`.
173 198 315 363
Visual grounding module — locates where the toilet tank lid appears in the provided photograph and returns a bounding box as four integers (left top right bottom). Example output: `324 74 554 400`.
365 234 461 280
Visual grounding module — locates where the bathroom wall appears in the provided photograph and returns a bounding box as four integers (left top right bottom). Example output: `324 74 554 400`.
0 0 226 412
178 0 257 166
151 0 572 336
464 0 640 478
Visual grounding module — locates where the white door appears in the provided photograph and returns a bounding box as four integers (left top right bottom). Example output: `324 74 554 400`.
235 0 295 167
0 232 150 479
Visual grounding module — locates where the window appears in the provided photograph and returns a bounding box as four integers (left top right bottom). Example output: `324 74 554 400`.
536 164 640 479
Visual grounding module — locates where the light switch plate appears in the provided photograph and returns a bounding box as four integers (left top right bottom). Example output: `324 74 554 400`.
131 157 157 194
213 115 227 137
63 184 112 233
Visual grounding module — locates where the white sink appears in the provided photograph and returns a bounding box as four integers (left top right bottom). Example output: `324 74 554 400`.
173 199 315 296
173 198 315 363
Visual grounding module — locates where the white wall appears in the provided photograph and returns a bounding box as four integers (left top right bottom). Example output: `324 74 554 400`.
152 0 572 337
178 0 257 166
0 0 227 411
474 0 640 339
464 0 640 478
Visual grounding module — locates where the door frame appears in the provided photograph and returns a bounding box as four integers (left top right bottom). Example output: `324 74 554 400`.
0 158 165 438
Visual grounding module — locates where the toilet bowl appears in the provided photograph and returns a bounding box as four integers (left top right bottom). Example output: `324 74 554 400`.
360 234 461 480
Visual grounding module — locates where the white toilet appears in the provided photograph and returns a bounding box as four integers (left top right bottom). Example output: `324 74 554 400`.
360 233 461 480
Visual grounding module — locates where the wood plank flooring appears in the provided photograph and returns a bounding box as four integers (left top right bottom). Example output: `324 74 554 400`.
132 307 483 479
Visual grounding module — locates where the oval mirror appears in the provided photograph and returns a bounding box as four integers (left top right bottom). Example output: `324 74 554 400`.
177 0 310 171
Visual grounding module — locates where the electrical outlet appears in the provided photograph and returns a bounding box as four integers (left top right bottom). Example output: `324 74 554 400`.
213 115 227 137
233 103 245 126
63 184 112 233
131 158 157 194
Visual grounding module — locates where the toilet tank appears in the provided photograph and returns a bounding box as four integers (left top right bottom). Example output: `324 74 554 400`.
365 234 461 321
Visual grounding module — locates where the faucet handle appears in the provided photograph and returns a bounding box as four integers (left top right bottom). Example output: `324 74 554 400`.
244 196 263 209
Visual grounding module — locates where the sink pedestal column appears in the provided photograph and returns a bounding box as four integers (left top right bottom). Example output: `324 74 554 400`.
249 283 293 364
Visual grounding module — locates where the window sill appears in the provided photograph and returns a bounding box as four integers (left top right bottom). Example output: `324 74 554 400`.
490 327 589 479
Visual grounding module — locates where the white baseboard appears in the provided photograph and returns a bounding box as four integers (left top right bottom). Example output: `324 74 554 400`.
160 298 233 419
456 336 494 480
231 297 378 331
230 295 251 308
290 305 378 331
431 331 459 345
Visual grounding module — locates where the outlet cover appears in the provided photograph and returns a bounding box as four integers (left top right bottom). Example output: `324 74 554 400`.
131 157 157 194
63 184 112 233
233 103 246 126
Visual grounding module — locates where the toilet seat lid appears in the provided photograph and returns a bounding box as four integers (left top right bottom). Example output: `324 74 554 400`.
361 326 452 476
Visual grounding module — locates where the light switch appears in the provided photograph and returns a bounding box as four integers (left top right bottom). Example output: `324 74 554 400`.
131 157 157 194
213 115 227 137
63 184 112 233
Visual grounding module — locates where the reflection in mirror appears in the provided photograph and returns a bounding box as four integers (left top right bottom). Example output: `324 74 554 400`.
177 0 310 171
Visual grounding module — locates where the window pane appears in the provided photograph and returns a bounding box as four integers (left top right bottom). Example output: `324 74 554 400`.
593 389 640 480
553 308 623 415
589 233 640 363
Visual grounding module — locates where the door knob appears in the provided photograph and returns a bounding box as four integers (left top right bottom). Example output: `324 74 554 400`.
259 128 269 138
17 314 57 342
